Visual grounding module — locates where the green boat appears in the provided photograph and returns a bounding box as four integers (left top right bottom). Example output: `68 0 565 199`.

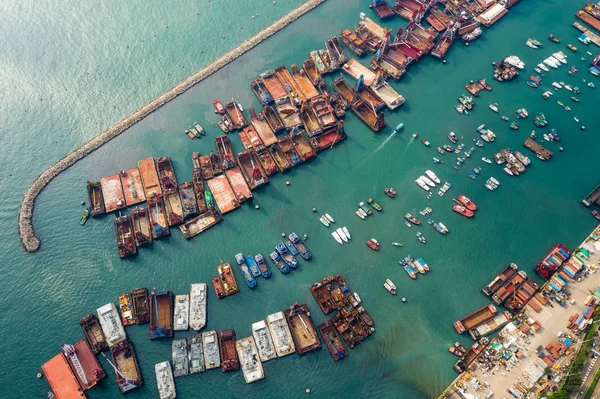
217 120 229 134
528 38 542 46
367 198 382 211
204 189 215 209
359 201 372 216
193 122 205 136
80 208 90 225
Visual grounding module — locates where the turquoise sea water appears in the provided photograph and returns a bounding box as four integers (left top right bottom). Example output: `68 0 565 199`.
1 0 599 397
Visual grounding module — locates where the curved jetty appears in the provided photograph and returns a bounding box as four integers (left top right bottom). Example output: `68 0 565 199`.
18 0 328 252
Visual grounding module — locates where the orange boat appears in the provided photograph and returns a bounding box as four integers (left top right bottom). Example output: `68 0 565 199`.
457 194 477 211
452 204 474 218
367 239 380 251
41 353 85 399
62 340 105 390
212 277 226 299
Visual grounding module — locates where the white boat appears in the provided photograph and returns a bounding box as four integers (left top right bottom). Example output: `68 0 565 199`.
437 223 448 235
564 84 573 91
425 170 441 184
336 228 348 243
236 337 264 384
489 103 499 112
355 210 365 220
525 40 538 49
537 63 549 72
504 55 525 69
266 311 295 357
353 292 361 304
357 208 368 218
549 55 563 66
319 216 330 227
173 294 189 331
251 320 277 362
503 167 514 176
553 52 567 64
187 335 205 374
332 230 344 245
201 330 221 370
482 157 492 164
342 227 351 240
155 361 176 399
413 259 425 274
543 133 553 141
543 58 559 68
324 213 335 223
490 177 500 185
419 175 436 187
384 279 397 295
552 82 562 89
96 303 126 347
189 284 206 331
415 178 430 191
485 182 495 191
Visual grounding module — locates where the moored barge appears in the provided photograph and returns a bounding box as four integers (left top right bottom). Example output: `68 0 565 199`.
218 329 240 372
267 311 296 357
261 105 286 134
250 78 273 105
310 97 337 131
131 206 153 247
164 190 184 227
492 270 527 305
191 168 208 214
275 97 302 129
225 100 248 130
119 168 146 207
97 303 126 348
215 135 236 170
299 101 323 137
251 320 277 362
311 277 337 314
154 360 175 399
505 279 539 312
173 294 189 331
236 336 264 384
62 340 105 390
291 64 320 100
41 353 83 399
524 138 552 160
284 303 321 355
149 289 173 340
172 338 189 377
342 59 377 86
188 335 205 374
110 339 143 393
302 59 324 86
237 150 269 190
138 157 162 199
202 330 221 370
217 261 239 297
291 129 316 161
318 320 348 361
482 263 518 296
260 70 288 102
87 181 106 217
147 195 170 239
351 97 386 131
370 75 405 110
453 337 489 373
79 313 108 354
100 174 126 213
132 287 150 324
269 144 292 172
249 108 278 146
453 304 497 334
189 283 207 331
178 182 199 219
225 166 254 202
118 293 135 327
534 243 571 280
206 175 239 214
278 136 303 166
469 311 512 340
339 29 367 56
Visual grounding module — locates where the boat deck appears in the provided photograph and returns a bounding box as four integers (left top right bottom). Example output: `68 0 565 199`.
293 71 320 100
359 15 388 40
120 168 146 206
179 209 223 239
42 354 85 399
207 175 239 214
458 306 496 331
262 74 287 101
342 59 377 86
372 83 404 110
225 167 253 202
68 340 105 390
100 174 126 213
138 158 162 198
249 110 278 146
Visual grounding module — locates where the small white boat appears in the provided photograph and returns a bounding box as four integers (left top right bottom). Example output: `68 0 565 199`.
325 213 335 223
319 216 330 227
574 117 580 122
552 52 567 64
336 228 348 243
332 231 344 245
353 292 361 304
525 40 538 49
489 103 499 112
490 177 500 185
485 182 495 191
503 167 514 176
342 227 351 240
537 63 549 72
355 210 365 220
425 170 441 184
384 279 397 295
357 208 368 218
419 175 436 187
482 157 492 164
549 55 563 66
415 178 430 191
544 58 559 68
552 82 562 89
155 361 176 399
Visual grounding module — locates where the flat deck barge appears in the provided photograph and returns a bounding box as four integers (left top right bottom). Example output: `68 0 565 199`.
492 270 527 305
477 3 508 27
138 157 162 198
179 209 222 239
359 13 389 40
42 353 85 399
79 314 107 354
149 289 173 340
482 263 518 296
236 336 264 384
100 174 126 213
147 196 170 238
582 184 600 207
523 138 553 160
573 21 600 47
62 340 105 390
453 304 497 334
249 108 278 146
469 311 512 340
342 59 377 86
225 167 253 202
284 303 321 355
119 168 146 206
207 174 240 214
578 8 600 32
237 150 269 190
261 70 288 102
275 66 305 101
292 64 320 100
131 206 153 247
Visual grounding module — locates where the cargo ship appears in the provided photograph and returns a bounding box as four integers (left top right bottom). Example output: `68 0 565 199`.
492 270 527 305
250 78 273 105
237 150 269 190
109 340 143 393
261 104 286 134
453 304 497 334
275 97 302 129
188 335 205 374
225 166 253 203
131 287 150 324
291 64 320 100
154 360 175 399
310 277 337 314
251 320 277 362
79 314 108 354
202 330 221 370
482 263 518 296
267 311 296 357
147 195 170 239
189 283 207 331
339 29 367 56
453 337 489 373
179 208 223 239
225 100 248 130
114 215 137 258
149 289 173 340
191 168 208 213
178 182 199 219
299 101 323 137
131 206 153 247
138 157 163 199
118 293 135 327
469 311 512 340
505 279 539 312
217 261 239 296
302 59 324 87
268 143 293 172
284 303 321 355
173 294 189 331
87 181 106 217
215 135 236 170
42 352 84 399
61 340 105 390
218 329 240 372
97 303 126 348
206 175 239 214
523 138 553 160
278 136 303 166
534 243 571 280
260 70 288 102
318 320 348 361
249 108 278 146
119 168 146 207
236 337 264 383
291 129 316 161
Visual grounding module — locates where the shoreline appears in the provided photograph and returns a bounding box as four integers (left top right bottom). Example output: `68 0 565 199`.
17 0 328 253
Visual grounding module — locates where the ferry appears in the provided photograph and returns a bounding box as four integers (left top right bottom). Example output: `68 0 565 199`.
87 181 106 216
172 338 189 377
97 303 126 347
218 329 240 372
235 253 257 289
149 289 173 340
114 215 137 258
189 283 206 331
318 320 348 361
457 194 477 211
266 311 296 357
269 251 290 274
289 232 312 260
155 361 176 399
202 330 221 370
236 337 264 384
469 311 512 340
482 263 518 296
254 254 272 278
131 206 153 247
453 304 497 334
404 213 421 225
173 294 189 331
118 293 135 327
217 261 239 296
79 314 108 354
110 340 143 393
452 204 473 218
276 242 298 268
251 320 277 362
188 335 205 374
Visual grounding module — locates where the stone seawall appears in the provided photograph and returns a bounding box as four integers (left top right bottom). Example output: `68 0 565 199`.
19 0 327 252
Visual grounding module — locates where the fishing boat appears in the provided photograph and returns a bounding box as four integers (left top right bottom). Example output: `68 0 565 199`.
276 242 298 268
236 337 264 384
332 231 344 245
384 187 396 198
416 232 426 244
366 238 379 251
252 254 271 278
289 232 312 260
488 103 499 113
482 157 492 164
80 208 90 225
359 201 373 216
433 157 441 164
235 253 257 289
383 279 396 295
269 251 290 274
342 227 351 241
421 138 430 147
510 122 519 130
404 213 421 225
452 204 474 218
218 329 240 373
548 34 559 43
367 198 382 211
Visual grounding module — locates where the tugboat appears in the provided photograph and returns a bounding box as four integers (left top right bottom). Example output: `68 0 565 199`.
80 208 90 225
384 188 396 198
269 251 290 274
366 238 380 251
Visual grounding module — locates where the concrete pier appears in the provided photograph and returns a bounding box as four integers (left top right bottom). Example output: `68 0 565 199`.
19 0 327 252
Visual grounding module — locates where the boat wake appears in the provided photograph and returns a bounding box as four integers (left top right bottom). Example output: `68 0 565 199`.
359 131 397 165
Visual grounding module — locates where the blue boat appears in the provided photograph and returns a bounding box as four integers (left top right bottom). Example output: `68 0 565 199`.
276 242 298 269
245 254 261 277
235 253 257 289
254 254 271 278
285 241 299 256
269 251 290 274
288 232 312 260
